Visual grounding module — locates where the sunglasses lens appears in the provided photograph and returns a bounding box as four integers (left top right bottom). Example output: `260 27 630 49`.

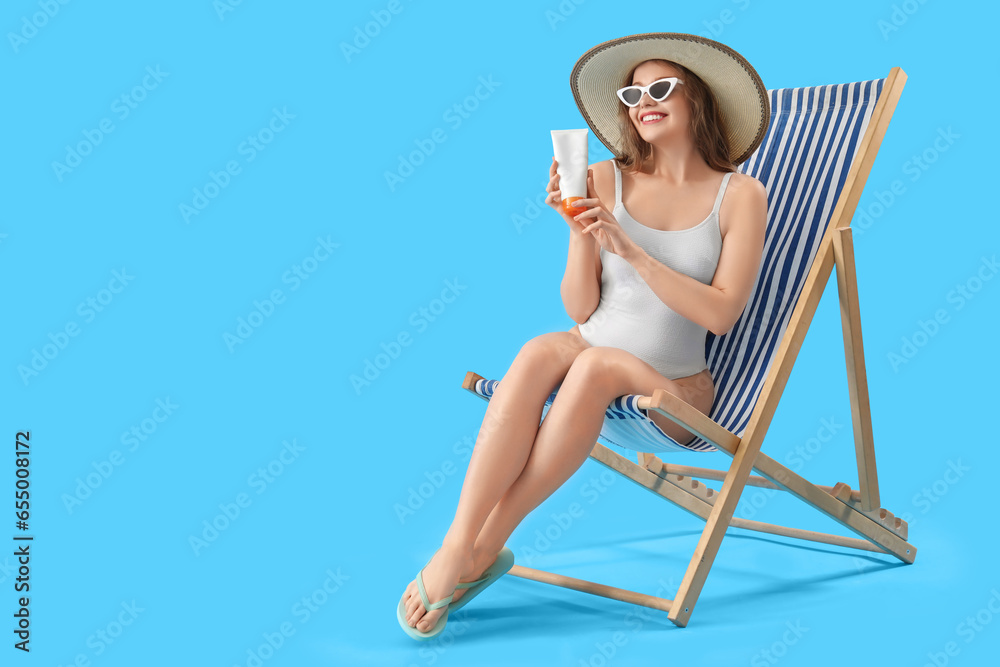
620 87 642 106
649 79 674 101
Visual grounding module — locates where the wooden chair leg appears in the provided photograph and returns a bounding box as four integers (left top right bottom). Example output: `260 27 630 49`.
834 227 880 511
668 435 764 627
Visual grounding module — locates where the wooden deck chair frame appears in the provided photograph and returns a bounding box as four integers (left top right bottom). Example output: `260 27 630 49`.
461 66 915 627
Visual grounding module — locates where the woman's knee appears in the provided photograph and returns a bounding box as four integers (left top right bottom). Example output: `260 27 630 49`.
512 332 587 374
563 346 617 390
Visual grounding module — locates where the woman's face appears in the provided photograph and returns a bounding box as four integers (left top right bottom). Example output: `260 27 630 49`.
626 60 690 143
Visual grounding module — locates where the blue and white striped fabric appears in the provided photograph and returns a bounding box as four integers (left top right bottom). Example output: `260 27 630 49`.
472 77 887 454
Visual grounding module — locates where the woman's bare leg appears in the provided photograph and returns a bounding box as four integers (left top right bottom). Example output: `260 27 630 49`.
401 331 589 632
467 346 703 568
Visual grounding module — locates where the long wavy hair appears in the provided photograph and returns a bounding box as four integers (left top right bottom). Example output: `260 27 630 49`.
615 59 735 175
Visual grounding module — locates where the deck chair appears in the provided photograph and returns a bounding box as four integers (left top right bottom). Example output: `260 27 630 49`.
462 67 915 627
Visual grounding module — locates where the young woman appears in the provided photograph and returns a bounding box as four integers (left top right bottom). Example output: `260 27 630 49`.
399 32 769 639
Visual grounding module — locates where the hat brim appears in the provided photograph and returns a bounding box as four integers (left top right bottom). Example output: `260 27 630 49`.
570 32 770 165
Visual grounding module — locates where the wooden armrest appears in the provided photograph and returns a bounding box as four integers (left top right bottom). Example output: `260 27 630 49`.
637 388 741 454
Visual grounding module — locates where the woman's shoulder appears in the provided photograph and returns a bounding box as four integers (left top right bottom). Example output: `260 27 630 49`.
589 157 618 174
725 170 767 198
721 171 768 216
718 170 768 239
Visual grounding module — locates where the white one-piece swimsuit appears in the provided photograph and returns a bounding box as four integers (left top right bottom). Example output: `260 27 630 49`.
577 158 730 380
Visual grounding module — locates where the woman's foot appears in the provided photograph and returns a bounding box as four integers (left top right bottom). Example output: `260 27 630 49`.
402 542 475 633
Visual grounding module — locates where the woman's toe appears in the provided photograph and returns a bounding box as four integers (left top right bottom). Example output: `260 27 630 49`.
417 611 436 631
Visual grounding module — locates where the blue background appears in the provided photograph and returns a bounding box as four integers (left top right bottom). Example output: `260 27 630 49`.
2 0 998 665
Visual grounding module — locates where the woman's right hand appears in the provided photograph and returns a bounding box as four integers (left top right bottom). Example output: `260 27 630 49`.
546 156 588 234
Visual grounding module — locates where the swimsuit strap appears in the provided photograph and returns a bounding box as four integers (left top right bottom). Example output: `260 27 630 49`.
711 172 734 216
612 158 623 208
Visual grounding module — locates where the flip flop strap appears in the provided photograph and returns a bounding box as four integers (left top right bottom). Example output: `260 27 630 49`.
455 572 491 589
416 567 454 611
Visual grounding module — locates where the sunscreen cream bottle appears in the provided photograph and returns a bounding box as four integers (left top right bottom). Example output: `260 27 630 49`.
551 129 588 215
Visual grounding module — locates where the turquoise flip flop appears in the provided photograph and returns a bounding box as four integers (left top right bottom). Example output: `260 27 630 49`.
396 547 515 640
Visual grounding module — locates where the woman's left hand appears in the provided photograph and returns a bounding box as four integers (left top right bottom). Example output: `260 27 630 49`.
573 169 642 262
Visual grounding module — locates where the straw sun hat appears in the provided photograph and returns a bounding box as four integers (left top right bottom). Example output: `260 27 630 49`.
570 32 770 165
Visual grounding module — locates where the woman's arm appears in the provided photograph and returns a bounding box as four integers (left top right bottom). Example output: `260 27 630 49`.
621 175 768 336
560 230 602 323
560 161 615 323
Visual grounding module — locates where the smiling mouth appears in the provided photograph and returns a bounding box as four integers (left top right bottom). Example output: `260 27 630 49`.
640 113 665 125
